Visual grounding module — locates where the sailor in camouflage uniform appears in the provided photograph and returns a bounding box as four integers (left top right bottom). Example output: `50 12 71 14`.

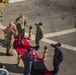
6 22 16 56
35 22 44 50
15 14 26 44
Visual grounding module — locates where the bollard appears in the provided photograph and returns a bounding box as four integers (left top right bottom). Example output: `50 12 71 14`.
28 25 32 40
16 52 24 67
43 46 48 61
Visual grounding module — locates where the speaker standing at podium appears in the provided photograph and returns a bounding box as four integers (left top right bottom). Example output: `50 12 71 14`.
23 47 36 75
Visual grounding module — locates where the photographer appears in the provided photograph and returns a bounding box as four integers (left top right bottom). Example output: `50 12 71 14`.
50 42 64 75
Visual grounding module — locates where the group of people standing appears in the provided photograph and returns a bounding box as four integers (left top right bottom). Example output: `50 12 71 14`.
5 14 26 56
5 13 44 56
2 13 64 75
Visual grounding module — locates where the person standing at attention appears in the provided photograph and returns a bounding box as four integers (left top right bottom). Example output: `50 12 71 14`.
34 22 44 50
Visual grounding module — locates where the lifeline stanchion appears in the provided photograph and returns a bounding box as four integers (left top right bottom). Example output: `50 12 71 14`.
0 68 9 75
28 25 32 40
43 46 48 61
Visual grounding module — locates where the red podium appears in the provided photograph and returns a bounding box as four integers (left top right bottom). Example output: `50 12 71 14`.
31 60 46 75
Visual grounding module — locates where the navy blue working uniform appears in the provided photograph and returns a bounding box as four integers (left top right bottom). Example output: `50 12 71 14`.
23 48 36 75
51 42 64 75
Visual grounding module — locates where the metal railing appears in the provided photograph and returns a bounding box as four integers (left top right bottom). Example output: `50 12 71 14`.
0 68 9 75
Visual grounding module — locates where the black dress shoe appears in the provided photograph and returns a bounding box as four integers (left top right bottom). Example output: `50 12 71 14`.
34 45 40 48
34 47 39 51
50 71 56 75
3 42 7 45
50 71 54 73
35 48 39 51
6 53 13 56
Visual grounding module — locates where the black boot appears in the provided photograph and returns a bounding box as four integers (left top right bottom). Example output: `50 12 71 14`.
34 45 40 51
6 53 13 56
